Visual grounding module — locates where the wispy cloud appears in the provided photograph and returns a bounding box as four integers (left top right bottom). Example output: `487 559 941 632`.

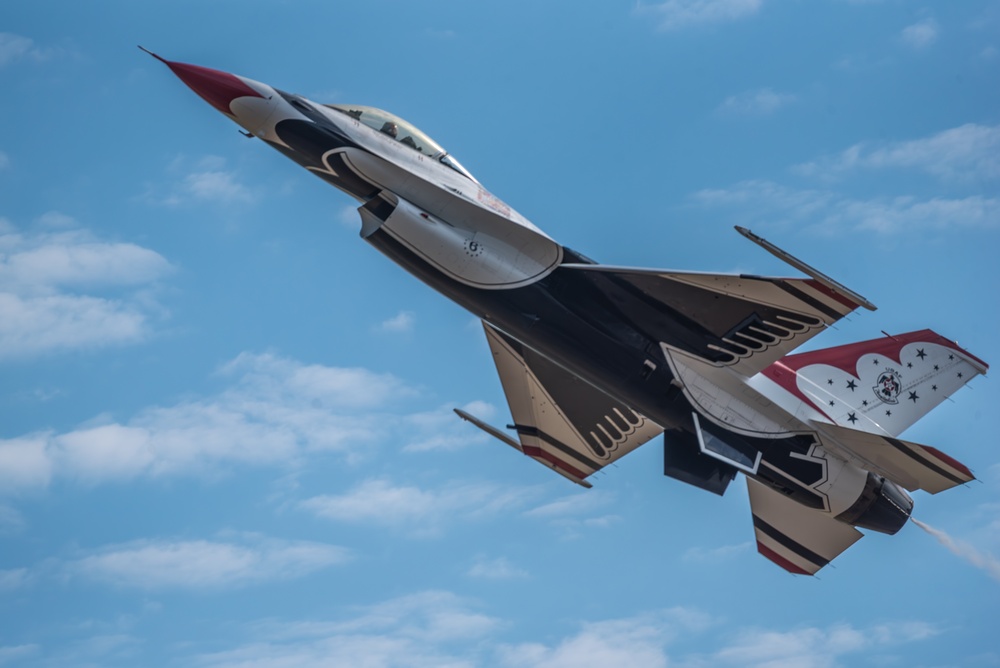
0 217 173 360
0 645 39 665
638 0 763 32
181 593 944 668
0 568 29 591
68 534 351 590
0 151 9 171
796 123 1000 182
0 352 420 492
181 170 254 204
376 310 415 333
498 608 713 668
300 478 534 535
0 504 23 533
195 591 499 667
336 204 358 228
402 401 495 453
694 180 1000 234
682 541 751 562
467 556 529 580
900 18 939 50
713 621 938 667
523 490 620 537
425 28 457 39
148 155 255 207
0 33 52 67
716 88 795 116
523 491 612 519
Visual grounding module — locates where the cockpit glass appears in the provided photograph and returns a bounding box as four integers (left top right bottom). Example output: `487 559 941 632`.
326 104 477 182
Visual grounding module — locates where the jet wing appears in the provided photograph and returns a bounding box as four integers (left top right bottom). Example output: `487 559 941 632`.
483 322 663 484
811 421 975 494
561 265 862 378
747 477 863 575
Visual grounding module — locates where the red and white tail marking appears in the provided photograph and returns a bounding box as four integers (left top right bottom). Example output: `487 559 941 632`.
758 329 987 438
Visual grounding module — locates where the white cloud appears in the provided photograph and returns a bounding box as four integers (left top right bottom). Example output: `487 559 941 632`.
220 351 415 411
900 18 939 50
0 352 420 491
523 491 611 519
0 293 149 359
682 541 751 562
713 621 939 667
0 151 8 170
183 594 943 668
181 170 254 204
694 180 1000 234
0 504 23 532
69 534 351 590
376 310 415 333
402 401 495 453
0 33 49 67
717 88 795 116
426 28 457 39
337 204 358 228
0 220 172 359
0 568 29 591
151 155 255 207
0 232 170 290
0 436 54 491
0 645 39 665
467 556 529 580
796 123 1000 182
301 478 534 535
498 608 712 668
196 591 498 667
639 0 763 32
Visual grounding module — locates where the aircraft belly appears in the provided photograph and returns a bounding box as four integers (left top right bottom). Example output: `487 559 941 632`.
367 230 883 523
365 230 687 432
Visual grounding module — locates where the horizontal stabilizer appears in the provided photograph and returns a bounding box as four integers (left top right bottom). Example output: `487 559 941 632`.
747 477 863 575
812 421 974 494
482 322 663 484
759 329 988 437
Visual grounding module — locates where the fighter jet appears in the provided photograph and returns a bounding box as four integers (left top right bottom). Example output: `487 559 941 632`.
147 49 988 575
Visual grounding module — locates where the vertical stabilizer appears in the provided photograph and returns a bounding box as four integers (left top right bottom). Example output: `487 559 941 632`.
756 330 987 438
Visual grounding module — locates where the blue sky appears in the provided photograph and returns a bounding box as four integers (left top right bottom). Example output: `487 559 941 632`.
1 1 999 666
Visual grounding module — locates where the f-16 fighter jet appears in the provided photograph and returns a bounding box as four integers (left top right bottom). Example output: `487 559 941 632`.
147 49 988 575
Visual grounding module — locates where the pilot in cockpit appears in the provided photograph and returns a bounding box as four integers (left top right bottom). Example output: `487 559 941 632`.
380 121 398 138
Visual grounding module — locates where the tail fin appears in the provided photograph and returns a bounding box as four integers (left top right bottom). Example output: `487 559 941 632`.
759 329 988 438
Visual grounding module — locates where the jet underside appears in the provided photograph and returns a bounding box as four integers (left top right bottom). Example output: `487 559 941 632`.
153 53 988 576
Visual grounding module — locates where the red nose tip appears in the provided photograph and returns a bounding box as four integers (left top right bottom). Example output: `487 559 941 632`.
140 47 262 115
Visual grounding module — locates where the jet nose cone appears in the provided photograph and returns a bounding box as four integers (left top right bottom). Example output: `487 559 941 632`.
141 48 263 115
165 61 265 115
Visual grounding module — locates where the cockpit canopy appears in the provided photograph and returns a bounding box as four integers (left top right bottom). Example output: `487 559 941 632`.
326 104 477 183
